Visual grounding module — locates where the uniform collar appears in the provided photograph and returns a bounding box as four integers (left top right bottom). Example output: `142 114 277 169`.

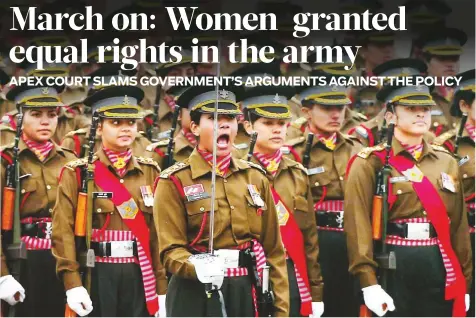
96 147 143 174
304 126 348 151
19 138 65 159
189 148 248 179
392 137 437 160
175 131 195 153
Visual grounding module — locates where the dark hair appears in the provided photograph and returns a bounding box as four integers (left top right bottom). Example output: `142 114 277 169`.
452 89 475 117
190 110 202 125
243 109 260 124
302 99 316 108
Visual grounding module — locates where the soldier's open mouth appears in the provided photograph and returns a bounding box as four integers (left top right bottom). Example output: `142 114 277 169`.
217 134 230 149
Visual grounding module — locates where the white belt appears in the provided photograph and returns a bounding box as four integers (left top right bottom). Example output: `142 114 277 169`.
104 241 135 258
214 249 241 269
406 223 432 240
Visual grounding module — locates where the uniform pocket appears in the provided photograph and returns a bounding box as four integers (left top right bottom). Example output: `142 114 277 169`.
93 198 115 214
245 195 267 235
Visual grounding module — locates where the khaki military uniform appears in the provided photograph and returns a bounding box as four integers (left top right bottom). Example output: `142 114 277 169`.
288 96 304 121
284 131 363 316
345 139 473 316
0 139 77 317
145 132 195 170
61 128 151 158
51 148 167 317
249 155 323 315
0 99 16 119
286 107 367 141
0 124 15 146
430 91 458 136
434 127 475 316
154 149 290 316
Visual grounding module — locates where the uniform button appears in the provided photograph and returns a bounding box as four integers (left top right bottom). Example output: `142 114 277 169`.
339 176 344 181
224 179 228 183
422 211 427 216
397 190 402 195
46 185 51 190
120 179 124 184
49 208 53 213
21 189 26 194
433 122 439 127
314 182 320 186
463 174 468 178
230 206 235 210
200 207 205 212
97 208 102 213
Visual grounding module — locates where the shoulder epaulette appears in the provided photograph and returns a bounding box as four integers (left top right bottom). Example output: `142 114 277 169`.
233 143 248 150
239 159 266 175
431 144 451 154
433 130 456 146
0 143 14 152
287 159 307 174
285 136 306 147
0 125 15 132
290 96 301 106
290 117 307 129
357 144 386 159
64 157 89 171
160 161 189 179
146 139 170 152
354 112 368 121
65 128 88 138
135 156 161 171
354 126 369 138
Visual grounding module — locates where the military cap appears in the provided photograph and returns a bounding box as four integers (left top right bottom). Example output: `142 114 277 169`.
339 0 383 13
356 30 395 46
5 84 65 108
155 41 195 77
355 86 379 104
83 85 144 119
304 51 357 75
377 77 435 107
417 27 467 56
0 69 10 87
229 62 282 86
238 85 295 119
373 58 426 78
176 81 242 115
450 69 475 117
87 64 137 92
405 0 451 25
297 73 352 106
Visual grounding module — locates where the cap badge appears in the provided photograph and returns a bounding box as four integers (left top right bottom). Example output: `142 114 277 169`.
273 94 281 104
219 89 229 99
331 85 338 92
401 67 410 74
41 87 49 95
415 85 424 92
122 95 130 105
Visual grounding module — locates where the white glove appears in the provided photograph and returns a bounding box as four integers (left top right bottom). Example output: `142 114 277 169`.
66 286 93 317
362 284 395 317
309 301 324 317
0 275 25 305
155 294 166 317
189 254 225 290
465 294 470 312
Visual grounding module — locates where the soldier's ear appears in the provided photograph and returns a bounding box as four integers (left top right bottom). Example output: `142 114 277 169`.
301 106 311 120
190 121 200 137
384 110 396 125
459 99 471 114
243 120 253 135
96 122 103 136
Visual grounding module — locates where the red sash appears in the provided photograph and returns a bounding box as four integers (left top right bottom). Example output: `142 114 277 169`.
94 161 158 315
270 186 313 316
374 151 466 317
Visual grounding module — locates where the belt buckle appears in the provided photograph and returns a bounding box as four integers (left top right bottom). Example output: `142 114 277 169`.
406 223 430 240
335 211 344 228
215 249 240 268
110 241 134 258
43 222 52 239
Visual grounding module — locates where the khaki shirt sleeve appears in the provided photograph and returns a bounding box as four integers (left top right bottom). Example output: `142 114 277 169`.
154 178 197 280
305 188 324 302
259 179 290 317
450 176 473 292
344 156 379 288
60 136 79 156
51 167 82 291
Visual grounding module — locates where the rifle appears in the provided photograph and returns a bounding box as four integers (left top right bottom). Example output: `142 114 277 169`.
2 108 27 317
302 133 314 169
361 122 397 317
150 84 162 142
64 113 98 317
246 132 258 162
378 119 388 144
164 106 181 169
454 113 468 157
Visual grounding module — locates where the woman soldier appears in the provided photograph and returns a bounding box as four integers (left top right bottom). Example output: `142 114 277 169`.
51 85 167 317
240 85 325 317
433 69 475 316
345 80 472 317
154 84 290 317
0 83 77 316
282 74 363 317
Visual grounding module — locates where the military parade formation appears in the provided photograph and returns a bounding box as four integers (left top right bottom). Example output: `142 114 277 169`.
0 0 474 317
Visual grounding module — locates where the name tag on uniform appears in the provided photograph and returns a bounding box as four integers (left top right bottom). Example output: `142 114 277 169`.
431 110 443 116
184 184 210 202
458 155 470 167
93 192 113 199
441 172 456 193
390 176 409 183
280 146 290 155
140 186 154 207
307 166 325 176
247 185 265 207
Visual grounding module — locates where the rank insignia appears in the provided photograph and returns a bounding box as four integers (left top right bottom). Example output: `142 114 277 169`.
184 184 210 202
117 198 139 219
401 165 424 183
247 185 265 207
